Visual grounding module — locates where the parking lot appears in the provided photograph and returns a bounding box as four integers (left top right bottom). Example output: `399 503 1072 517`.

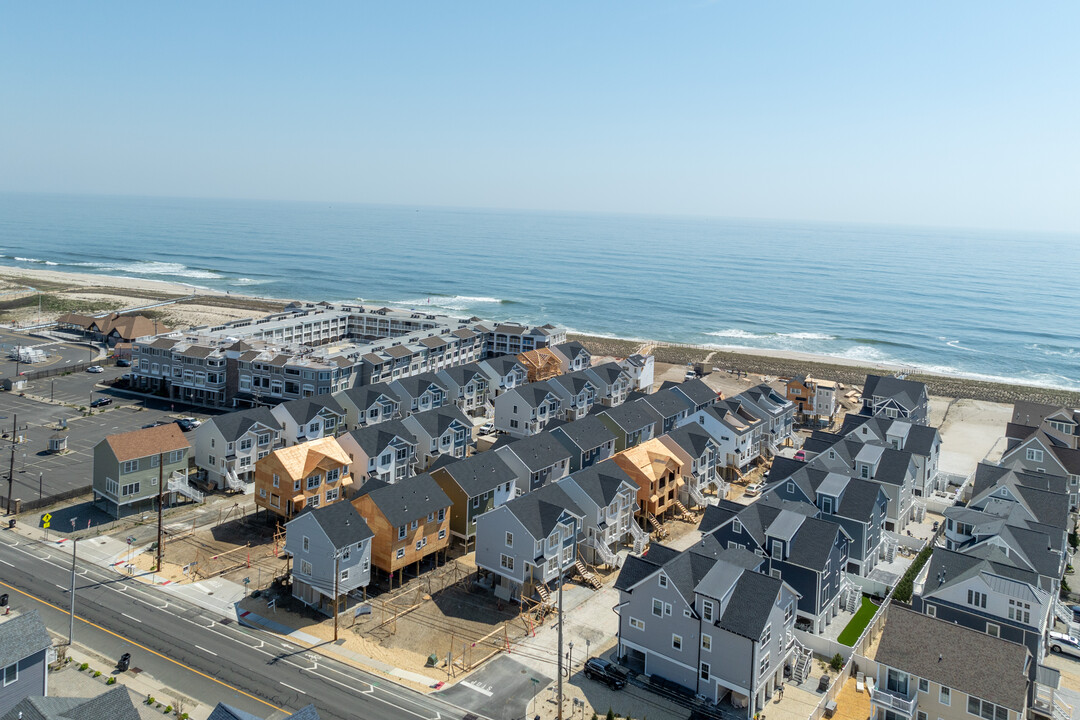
0 328 97 380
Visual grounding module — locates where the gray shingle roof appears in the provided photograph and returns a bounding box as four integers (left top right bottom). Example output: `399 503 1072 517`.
393 371 448 400
343 420 416 457
339 382 401 410
641 391 692 419
0 609 51 669
663 424 716 459
874 607 1030 711
294 500 373 549
497 432 573 472
514 381 562 408
484 355 526 376
503 482 584 539
565 460 635 507
716 571 783 639
209 407 280 443
553 341 588 360
435 451 517 497
277 396 345 424
861 374 928 412
357 473 451 528
440 362 484 387
4 687 143 720
672 378 719 406
587 362 627 386
551 416 617 453
598 399 663 433
405 406 471 438
550 370 596 396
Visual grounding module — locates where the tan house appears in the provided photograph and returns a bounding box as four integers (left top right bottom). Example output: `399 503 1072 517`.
613 438 687 524
517 348 563 383
351 473 452 586
253 436 353 520
57 312 169 346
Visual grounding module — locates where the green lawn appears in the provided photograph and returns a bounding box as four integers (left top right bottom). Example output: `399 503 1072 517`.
837 597 878 646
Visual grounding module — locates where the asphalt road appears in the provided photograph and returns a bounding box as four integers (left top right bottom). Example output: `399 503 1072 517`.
0 529 487 720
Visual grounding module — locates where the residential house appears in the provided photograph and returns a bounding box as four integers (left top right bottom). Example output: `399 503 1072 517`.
559 461 643 565
637 390 693 435
253 436 353 520
208 705 321 720
613 438 688 524
1001 401 1080 507
680 399 764 479
284 501 374 614
868 606 1031 720
193 407 282 490
660 423 725 508
700 498 852 634
271 396 346 446
477 355 529 396
389 372 449 415
597 398 663 451
493 381 564 438
670 377 721 413
2 687 143 720
430 451 518 549
336 420 418 485
614 539 799 717
860 374 930 424
436 362 490 417
474 482 585 602
840 414 943 497
476 322 566 357
0 611 51 717
352 474 452 583
517 347 563 382
334 382 402 428
550 415 618 472
785 375 838 428
738 384 796 455
585 362 632 407
619 353 655 392
494 432 573 492
401 406 473 469
551 341 591 373
548 370 600 421
92 424 192 518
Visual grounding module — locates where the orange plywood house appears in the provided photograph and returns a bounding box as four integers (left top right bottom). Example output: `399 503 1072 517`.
254 436 353 520
517 348 563 383
613 438 687 522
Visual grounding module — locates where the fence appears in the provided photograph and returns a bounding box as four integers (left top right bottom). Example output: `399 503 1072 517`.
1 486 93 515
12 360 100 382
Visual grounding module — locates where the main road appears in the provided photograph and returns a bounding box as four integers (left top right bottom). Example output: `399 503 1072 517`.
0 530 486 720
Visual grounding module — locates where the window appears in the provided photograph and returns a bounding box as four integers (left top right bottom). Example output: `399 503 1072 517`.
653 599 664 617
940 686 950 706
340 569 349 581
1008 599 1031 624
968 696 1007 720
240 438 253 451
325 488 339 502
258 433 271 446
473 496 480 508
310 494 320 508
294 479 301 492
208 454 217 467
415 540 423 551
302 536 310 552
672 634 682 651
967 589 987 608
1026 448 1044 462
986 622 1000 638
659 574 668 588
629 616 645 631
500 554 515 571
398 525 407 540
926 604 936 618
505 532 514 547
306 474 321 490
919 678 929 693
272 473 280 488
411 519 419 531
887 669 909 695
918 713 927 720
259 488 267 498
3 662 17 686
326 468 340 483
702 599 714 622
396 548 405 560
300 560 312 576
700 662 710 681
121 482 140 497
438 529 446 540
758 653 770 675
732 519 742 534
701 634 712 651
122 459 139 474
761 626 771 647
438 508 445 522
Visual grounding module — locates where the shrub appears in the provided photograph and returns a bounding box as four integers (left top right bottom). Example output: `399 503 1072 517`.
146 696 155 705
1070 526 1079 551
79 662 89 671
893 545 933 603
93 670 101 677
164 706 172 714
1062 578 1071 598
106 677 116 685
830 653 843 671
607 709 615 720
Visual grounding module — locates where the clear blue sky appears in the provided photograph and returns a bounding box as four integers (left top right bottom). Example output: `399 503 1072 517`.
3 2 1078 232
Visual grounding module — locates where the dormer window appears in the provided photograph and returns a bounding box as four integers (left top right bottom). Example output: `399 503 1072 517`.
821 496 834 514
771 540 783 559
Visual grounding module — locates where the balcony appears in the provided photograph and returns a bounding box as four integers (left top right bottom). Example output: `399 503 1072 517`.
871 688 917 718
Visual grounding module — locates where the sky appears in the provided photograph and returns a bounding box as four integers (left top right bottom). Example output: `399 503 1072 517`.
2 2 1079 232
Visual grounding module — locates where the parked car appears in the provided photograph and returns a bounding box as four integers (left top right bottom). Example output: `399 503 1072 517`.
1050 632 1080 659
116 358 132 367
90 397 113 408
1071 605 1080 624
744 483 763 497
584 658 627 690
178 417 202 428
142 420 169 429
175 418 198 432
86 365 104 373
793 449 806 461
477 422 495 435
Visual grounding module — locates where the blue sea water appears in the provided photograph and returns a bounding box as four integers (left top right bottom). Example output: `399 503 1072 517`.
1 193 1078 390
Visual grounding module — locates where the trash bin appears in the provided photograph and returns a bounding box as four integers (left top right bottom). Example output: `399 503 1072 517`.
118 653 131 672
7 519 14 529
0 594 8 607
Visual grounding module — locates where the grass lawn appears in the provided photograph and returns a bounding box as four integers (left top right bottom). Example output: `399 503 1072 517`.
837 597 879 646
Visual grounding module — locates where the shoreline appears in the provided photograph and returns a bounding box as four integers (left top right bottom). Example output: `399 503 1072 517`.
3 263 1078 406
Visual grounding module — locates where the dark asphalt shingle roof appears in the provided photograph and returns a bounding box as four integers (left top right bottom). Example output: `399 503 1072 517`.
7 687 142 720
0 609 51 668
550 370 596 396
439 362 485 387
566 461 635 507
435 451 517 497
672 378 719 407
294 500 373 549
663 424 716 459
587 362 628 386
483 355 526 377
209 407 280 442
276 396 345 424
598 399 662 433
640 391 693 418
339 382 401 410
392 372 448 399
404 406 471 438
861 374 928 412
357 474 451 527
875 607 1030 711
502 482 584 539
614 554 661 592
513 381 563 408
551 416 617 452
496 432 573 472
553 341 589 360
342 420 416 457
716 571 784 639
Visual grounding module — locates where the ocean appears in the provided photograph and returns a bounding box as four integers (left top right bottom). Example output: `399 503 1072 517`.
1 193 1078 390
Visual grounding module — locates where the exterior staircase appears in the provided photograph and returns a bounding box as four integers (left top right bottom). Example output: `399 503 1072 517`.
535 581 551 604
791 639 813 684
224 467 247 492
167 471 204 503
646 512 668 539
882 538 897 563
627 521 649 555
1055 599 1075 626
842 579 861 614
672 499 693 520
586 535 619 568
912 500 927 523
687 482 707 507
575 559 602 590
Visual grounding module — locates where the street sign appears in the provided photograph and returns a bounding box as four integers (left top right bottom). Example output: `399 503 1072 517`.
42 513 52 523
243 577 250 585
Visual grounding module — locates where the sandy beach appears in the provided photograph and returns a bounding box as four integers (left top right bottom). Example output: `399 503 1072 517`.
2 263 1078 408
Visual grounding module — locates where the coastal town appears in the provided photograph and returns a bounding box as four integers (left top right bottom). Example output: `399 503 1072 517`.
2 288 1079 720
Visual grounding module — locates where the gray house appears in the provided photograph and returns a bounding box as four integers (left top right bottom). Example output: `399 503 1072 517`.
2 686 141 720
389 371 449 415
193 406 282 490
550 415 618 472
840 414 942 497
208 703 321 720
660 423 724 507
430 451 518 548
285 501 374 614
615 538 799 717
670 377 721 412
859 374 930 424
477 355 529 396
0 610 52 717
334 382 402 428
495 432 573 492
493 381 564 438
548 370 600 421
475 482 585 602
738 384 796 455
401 406 473 469
437 362 490 417
596 399 663 451
636 390 693 435
93 424 192 518
551 340 591 373
270 396 346 446
559 461 643 565
585 362 632 407
336 420 418 485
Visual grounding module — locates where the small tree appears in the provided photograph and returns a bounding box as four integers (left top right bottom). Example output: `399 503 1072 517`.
607 709 615 720
1069 526 1078 552
830 653 844 671
1062 577 1072 599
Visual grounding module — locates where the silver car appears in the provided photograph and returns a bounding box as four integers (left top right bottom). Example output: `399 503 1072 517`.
1049 631 1080 659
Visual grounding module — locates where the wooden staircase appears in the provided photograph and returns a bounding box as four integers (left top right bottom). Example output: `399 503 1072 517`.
671 499 693 520
575 559 602 590
646 512 668 539
535 581 551 604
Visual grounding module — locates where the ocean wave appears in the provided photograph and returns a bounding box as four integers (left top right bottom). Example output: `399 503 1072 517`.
706 328 837 341
13 256 59 265
387 295 514 311
230 277 273 286
706 329 764 339
1025 343 1078 359
69 260 225 280
778 332 837 340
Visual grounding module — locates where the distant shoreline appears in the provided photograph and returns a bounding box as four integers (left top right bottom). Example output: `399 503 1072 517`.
3 263 1078 406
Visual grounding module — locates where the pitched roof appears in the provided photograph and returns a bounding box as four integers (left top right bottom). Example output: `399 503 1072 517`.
103 423 190 463
502 482 584 539
587 361 627 385
275 396 345 424
599 399 663 432
513 381 562 408
861 374 927 411
392 371 448 399
267 437 350 479
9 687 142 720
342 420 416 457
497 432 573 472
614 438 685 483
672 378 719 406
293 500 373 549
339 382 401 409
439 362 485 387
209 407 280 442
565 460 636 508
355 473 451 527
874 607 1030 711
435 451 517 497
716 571 784 639
662 424 716 459
553 341 589 359
207 704 321 720
405 405 471 438
550 370 596 396
640 390 693 418
483 355 526 376
551 415 617 452
0 610 51 669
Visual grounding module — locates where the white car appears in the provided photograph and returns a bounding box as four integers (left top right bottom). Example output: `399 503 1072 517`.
477 422 495 435
86 365 104 373
179 417 202 427
744 483 764 497
1049 632 1080 659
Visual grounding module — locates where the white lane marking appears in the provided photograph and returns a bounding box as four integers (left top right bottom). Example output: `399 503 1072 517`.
280 681 306 694
0 558 12 566
194 645 218 656
459 680 494 697
120 612 142 623
55 584 66 590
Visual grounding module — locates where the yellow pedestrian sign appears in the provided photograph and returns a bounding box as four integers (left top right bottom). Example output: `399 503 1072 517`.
42 513 52 528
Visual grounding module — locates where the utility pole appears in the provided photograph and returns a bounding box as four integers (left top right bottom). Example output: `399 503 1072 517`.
38 472 42 501
69 538 78 646
6 413 16 515
156 452 164 572
557 553 565 720
334 553 340 642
